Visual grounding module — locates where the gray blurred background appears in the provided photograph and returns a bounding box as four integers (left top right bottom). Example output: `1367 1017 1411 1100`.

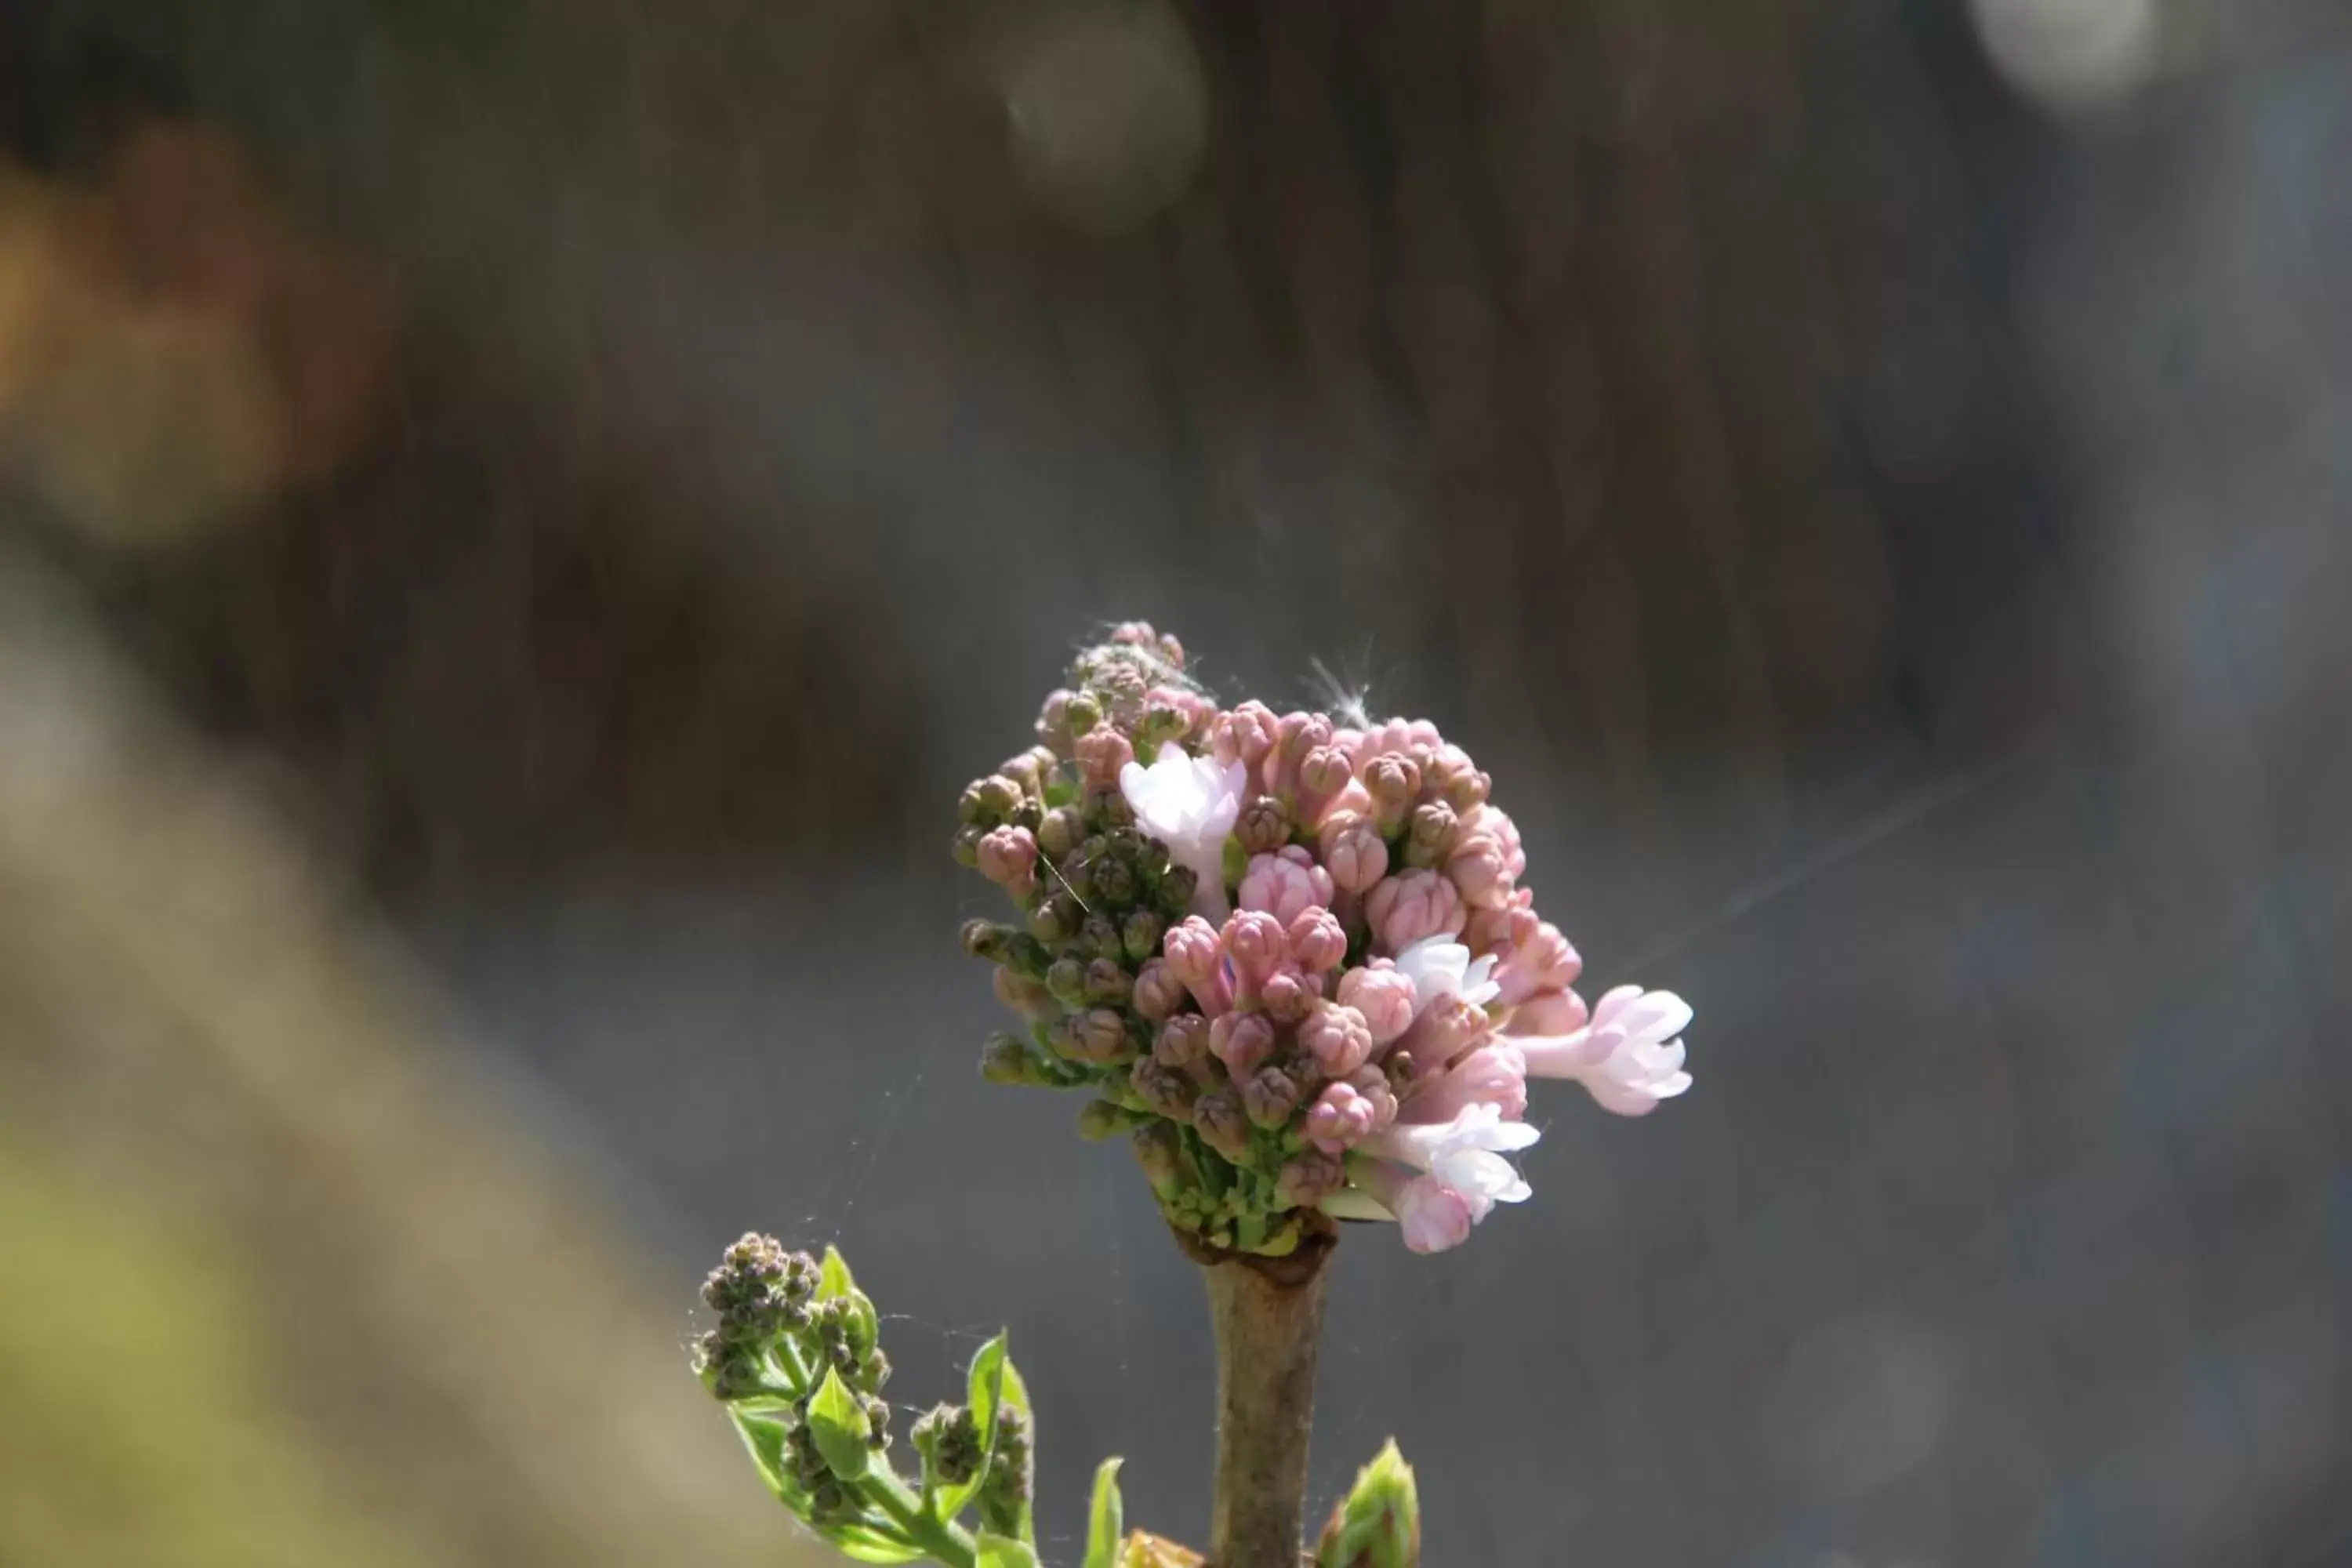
2 1 2349 1564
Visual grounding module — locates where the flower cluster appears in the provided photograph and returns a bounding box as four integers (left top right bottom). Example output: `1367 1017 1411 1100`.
956 624 1694 1255
695 1234 1038 1563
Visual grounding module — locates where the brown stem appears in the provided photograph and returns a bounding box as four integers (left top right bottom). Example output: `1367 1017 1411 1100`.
1186 1229 1334 1568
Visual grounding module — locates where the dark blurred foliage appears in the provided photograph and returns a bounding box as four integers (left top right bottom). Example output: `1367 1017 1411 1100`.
5 2 2352 1565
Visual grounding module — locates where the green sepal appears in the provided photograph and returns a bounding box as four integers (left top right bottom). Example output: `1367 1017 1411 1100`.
818 1243 857 1302
825 1523 928 1564
1082 1457 1125 1568
975 1531 1042 1568
808 1366 874 1481
728 1408 811 1514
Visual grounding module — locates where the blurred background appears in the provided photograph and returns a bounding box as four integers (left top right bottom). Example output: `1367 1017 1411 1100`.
2 1 2350 1563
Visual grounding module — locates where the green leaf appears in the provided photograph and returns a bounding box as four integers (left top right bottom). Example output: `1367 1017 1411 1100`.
727 1409 811 1512
846 1287 880 1361
818 1243 857 1302
808 1367 873 1481
1082 1457 1125 1568
993 1353 1036 1545
825 1522 928 1564
975 1531 1041 1568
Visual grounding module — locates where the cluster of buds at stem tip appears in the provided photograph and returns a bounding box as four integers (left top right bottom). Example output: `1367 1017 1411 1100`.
955 623 1699 1256
1316 1440 1421 1568
692 1234 1039 1564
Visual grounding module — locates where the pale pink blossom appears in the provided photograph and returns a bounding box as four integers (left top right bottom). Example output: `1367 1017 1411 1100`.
1502 986 1588 1039
1334 1160 1478 1255
1391 934 1501 1020
1366 869 1465 953
1337 961 1417 1045
1361 1103 1537 1210
1517 985 1693 1116
1239 846 1335 925
1120 742 1247 920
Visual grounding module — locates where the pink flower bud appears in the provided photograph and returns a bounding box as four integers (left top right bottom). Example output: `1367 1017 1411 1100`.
1491 920 1581 1007
1362 753 1421 833
1162 916 1232 1015
1221 909 1291 988
1269 711 1334 800
1306 1081 1379 1153
1287 908 1348 974
1445 833 1512 909
1395 993 1492 1077
1504 986 1588 1038
1338 961 1417 1045
976 825 1039 897
1301 1003 1375 1076
1320 817 1390 895
1155 1012 1214 1068
1074 728 1135 790
1294 746 1356 827
1132 958 1189 1022
1345 1065 1399 1131
1424 743 1490 810
1462 888 1536 956
1365 869 1465 954
1399 1042 1528 1124
1208 700 1280 793
1260 966 1319 1023
1239 846 1336 925
1210 1011 1278 1076
1457 804 1526 878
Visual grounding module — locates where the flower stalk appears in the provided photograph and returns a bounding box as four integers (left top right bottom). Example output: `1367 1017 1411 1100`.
1189 1227 1334 1567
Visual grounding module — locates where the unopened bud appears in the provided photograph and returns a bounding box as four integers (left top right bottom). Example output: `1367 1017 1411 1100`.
976 774 1026 820
1403 800 1459 869
1080 914 1124 963
1084 957 1134 1004
1093 855 1138 906
1131 1056 1200 1119
981 1033 1041 1085
1236 796 1293 855
1276 1149 1345 1208
1121 909 1164 964
1243 1065 1303 1129
1193 1086 1251 1160
960 919 1014 962
1156 864 1199 916
951 826 985 868
1076 1007 1134 1062
1037 805 1087 861
1064 691 1103 737
1045 956 1089 1007
1029 896 1078 944
1316 1440 1420 1568
1076 1098 1135 1141
1131 1120 1185 1194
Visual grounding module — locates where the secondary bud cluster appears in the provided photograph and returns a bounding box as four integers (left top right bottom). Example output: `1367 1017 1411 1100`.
956 625 1697 1255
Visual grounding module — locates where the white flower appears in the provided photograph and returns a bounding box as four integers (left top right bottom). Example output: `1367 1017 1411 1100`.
1391 934 1501 1020
1120 742 1247 920
1362 1103 1537 1212
1519 984 1693 1116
